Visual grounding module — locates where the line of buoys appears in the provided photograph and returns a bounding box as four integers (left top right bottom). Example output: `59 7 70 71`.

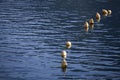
102 9 112 17
102 9 112 16
60 9 112 73
61 41 72 72
83 9 112 32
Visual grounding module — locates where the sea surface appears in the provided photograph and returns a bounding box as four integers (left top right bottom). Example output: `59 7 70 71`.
0 0 120 80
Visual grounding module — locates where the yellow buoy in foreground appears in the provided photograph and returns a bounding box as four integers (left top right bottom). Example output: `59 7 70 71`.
66 41 71 49
61 50 67 59
102 9 108 16
84 21 89 32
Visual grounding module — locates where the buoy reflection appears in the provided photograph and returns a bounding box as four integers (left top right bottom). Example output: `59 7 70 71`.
61 59 67 73
89 24 94 31
96 18 101 22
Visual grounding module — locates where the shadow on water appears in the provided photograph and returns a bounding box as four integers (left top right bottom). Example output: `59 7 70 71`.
0 0 120 80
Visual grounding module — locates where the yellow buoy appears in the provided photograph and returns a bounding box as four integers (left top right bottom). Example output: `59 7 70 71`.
102 9 108 16
89 18 94 24
108 10 112 15
96 12 101 20
66 41 71 49
61 50 67 59
84 21 89 32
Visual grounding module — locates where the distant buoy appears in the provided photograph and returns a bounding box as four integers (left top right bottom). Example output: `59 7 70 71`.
96 12 101 20
108 10 112 15
89 18 94 24
66 41 71 49
84 21 89 32
102 9 108 16
61 59 67 68
61 50 67 59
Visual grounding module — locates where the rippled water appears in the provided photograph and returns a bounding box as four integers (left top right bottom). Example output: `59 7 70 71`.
0 0 120 80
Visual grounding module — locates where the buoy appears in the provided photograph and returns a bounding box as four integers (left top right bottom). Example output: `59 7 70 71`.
84 21 89 32
96 12 101 20
61 59 67 68
102 9 108 16
66 41 71 49
108 10 112 15
61 50 67 59
89 18 94 24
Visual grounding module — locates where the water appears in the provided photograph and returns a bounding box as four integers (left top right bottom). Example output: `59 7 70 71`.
0 0 120 80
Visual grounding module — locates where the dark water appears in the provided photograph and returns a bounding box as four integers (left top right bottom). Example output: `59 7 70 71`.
0 0 120 80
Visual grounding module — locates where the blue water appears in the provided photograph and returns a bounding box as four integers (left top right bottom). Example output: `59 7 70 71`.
0 0 120 80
